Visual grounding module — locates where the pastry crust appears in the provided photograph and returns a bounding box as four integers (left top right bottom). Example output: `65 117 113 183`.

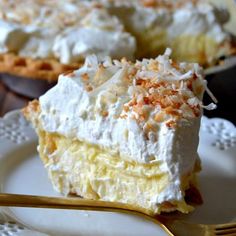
22 99 40 124
0 53 82 82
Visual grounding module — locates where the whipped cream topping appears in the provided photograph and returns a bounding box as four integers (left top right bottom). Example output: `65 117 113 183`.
106 0 230 42
0 1 136 63
168 2 229 43
37 49 210 202
129 6 171 32
53 9 136 64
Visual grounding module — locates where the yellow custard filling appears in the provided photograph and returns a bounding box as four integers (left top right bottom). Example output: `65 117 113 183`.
37 130 197 214
135 29 224 66
135 29 168 59
171 34 219 66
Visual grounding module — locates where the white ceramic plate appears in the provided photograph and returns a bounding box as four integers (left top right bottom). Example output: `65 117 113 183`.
204 55 236 75
0 110 235 236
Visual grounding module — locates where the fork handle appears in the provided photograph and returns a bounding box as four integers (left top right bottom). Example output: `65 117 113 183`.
0 193 176 236
0 193 151 216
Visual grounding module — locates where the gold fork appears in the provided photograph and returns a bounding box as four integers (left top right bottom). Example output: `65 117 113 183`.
0 193 235 236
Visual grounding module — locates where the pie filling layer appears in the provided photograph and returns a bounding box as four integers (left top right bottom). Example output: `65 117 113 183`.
38 130 199 214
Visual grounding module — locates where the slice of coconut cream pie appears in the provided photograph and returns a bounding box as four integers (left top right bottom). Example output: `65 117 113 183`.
24 49 215 214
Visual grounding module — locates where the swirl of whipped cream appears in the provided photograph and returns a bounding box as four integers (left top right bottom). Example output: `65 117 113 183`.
105 0 230 43
168 2 229 43
0 2 136 63
52 9 136 63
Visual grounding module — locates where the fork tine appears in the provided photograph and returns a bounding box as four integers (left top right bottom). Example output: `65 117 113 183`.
215 230 236 236
215 222 236 236
216 234 236 236
215 222 236 230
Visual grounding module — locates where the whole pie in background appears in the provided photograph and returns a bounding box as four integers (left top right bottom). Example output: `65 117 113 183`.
0 0 235 94
0 1 136 82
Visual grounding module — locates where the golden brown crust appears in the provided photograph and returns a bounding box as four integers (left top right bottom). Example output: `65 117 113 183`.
111 0 198 9
0 53 82 82
22 99 40 123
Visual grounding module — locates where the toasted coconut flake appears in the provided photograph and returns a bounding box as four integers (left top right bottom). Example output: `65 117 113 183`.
205 86 218 104
187 97 200 107
201 103 217 110
79 49 215 126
